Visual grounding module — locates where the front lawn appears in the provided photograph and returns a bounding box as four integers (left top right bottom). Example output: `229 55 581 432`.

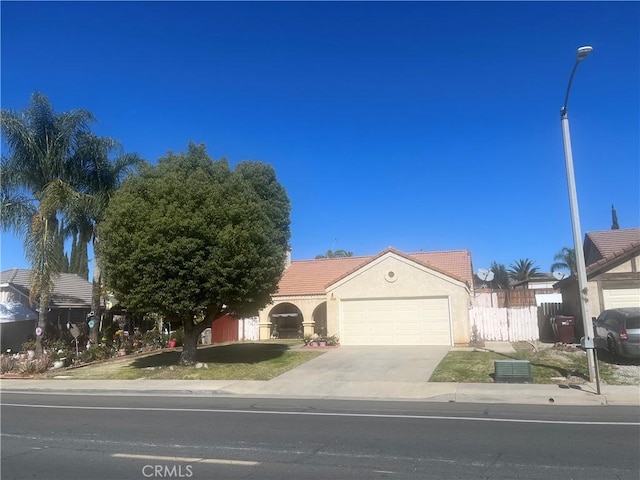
46 342 324 380
429 343 633 385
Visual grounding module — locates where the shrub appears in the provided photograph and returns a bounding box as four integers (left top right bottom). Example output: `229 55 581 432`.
170 327 184 346
18 360 38 375
80 345 113 363
21 339 36 351
1 355 16 374
44 338 72 360
326 335 340 346
35 356 52 373
142 329 167 349
49 338 71 352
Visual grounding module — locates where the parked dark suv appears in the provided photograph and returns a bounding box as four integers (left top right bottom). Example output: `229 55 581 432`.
593 307 640 359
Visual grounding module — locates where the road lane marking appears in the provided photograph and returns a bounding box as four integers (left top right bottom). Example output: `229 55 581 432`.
112 453 258 465
1 433 636 477
1 402 638 426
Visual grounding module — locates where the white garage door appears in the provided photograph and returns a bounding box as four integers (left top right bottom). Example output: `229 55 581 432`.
340 297 451 346
603 288 640 309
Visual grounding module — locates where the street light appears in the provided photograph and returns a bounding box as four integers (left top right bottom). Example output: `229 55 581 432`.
560 45 600 393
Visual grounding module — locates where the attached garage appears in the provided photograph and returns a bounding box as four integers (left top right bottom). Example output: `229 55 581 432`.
556 229 640 323
259 247 473 345
603 288 640 309
340 297 452 345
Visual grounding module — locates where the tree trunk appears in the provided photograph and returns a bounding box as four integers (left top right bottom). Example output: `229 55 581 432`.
89 235 101 344
178 318 210 365
35 294 48 357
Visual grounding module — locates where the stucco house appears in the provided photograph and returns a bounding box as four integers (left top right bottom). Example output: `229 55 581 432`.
258 247 473 346
555 227 640 333
0 268 93 330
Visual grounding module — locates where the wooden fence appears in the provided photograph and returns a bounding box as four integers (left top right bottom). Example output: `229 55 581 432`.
470 303 564 342
474 288 557 308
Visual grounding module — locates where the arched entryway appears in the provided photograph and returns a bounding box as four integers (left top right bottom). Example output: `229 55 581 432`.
269 303 303 339
312 302 327 337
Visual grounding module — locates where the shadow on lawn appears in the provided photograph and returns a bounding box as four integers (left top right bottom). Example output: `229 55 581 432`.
129 343 292 369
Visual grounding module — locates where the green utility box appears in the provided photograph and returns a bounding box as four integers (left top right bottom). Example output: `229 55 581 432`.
494 360 533 383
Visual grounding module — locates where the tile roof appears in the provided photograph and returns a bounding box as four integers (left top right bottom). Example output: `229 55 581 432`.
276 256 370 297
586 243 640 277
584 228 640 266
275 248 473 297
0 268 92 308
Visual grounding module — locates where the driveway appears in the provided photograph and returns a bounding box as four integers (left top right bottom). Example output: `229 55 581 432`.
275 346 450 383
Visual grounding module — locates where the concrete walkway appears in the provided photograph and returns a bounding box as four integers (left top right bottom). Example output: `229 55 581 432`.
2 342 638 406
1 377 637 406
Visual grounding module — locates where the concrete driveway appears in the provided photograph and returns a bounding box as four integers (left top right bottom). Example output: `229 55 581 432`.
275 346 451 384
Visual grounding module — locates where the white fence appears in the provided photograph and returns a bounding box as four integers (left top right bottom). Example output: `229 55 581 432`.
470 306 540 342
239 316 260 341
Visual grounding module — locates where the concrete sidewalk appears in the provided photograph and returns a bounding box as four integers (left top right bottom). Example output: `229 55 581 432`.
2 343 637 406
1 378 637 406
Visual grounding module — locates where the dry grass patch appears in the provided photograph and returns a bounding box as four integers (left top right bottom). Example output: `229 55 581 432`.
429 343 628 384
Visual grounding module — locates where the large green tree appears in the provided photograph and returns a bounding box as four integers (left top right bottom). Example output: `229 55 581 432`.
98 143 291 365
1 92 95 355
507 258 543 282
550 247 576 275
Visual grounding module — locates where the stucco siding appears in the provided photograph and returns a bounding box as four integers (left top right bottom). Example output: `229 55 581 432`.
327 254 470 344
605 257 636 274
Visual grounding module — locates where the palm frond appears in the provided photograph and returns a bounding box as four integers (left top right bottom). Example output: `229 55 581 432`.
0 191 36 236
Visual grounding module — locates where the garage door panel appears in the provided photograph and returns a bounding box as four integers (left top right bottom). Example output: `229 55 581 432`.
603 288 640 309
341 297 451 345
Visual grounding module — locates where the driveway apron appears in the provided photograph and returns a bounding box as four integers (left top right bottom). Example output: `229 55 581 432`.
274 346 450 385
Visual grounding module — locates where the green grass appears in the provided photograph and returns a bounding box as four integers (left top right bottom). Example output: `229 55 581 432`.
48 342 324 380
430 343 622 384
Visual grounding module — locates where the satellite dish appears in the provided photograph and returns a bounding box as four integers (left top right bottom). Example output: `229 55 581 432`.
553 271 568 280
476 268 495 282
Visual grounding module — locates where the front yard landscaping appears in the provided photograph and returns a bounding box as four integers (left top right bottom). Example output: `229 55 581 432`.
429 342 640 385
39 341 324 380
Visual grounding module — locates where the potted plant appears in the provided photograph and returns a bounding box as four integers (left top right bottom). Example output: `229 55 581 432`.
169 327 184 348
51 350 66 369
303 334 313 346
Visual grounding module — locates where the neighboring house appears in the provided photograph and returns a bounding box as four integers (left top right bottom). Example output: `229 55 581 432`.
512 274 563 306
555 228 640 331
0 268 93 332
512 275 557 290
0 301 38 352
258 247 473 346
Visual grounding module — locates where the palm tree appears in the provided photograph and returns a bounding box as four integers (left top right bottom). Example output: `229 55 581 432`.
67 134 143 342
550 247 576 275
507 258 543 282
490 261 510 289
1 92 95 355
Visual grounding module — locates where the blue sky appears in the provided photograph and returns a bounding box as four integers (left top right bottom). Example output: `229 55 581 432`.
1 1 639 276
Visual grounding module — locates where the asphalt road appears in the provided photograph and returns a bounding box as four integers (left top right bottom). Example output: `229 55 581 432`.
1 393 638 480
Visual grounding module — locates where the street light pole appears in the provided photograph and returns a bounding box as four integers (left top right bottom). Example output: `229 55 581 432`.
560 46 600 392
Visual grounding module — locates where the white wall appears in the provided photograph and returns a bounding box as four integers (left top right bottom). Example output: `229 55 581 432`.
239 316 259 341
